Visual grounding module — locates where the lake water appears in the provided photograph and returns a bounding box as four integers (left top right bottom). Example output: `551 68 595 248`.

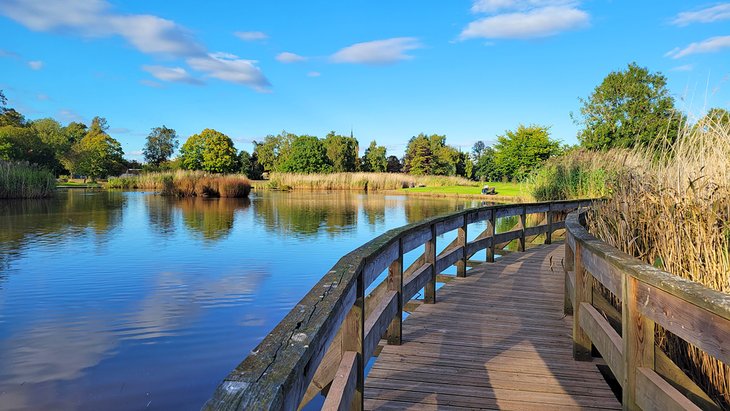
0 189 492 411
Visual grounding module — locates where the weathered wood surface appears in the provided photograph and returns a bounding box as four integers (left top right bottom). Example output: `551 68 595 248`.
364 245 621 410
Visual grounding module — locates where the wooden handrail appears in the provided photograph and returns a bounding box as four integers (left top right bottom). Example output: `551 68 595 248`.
564 208 730 411
202 199 591 411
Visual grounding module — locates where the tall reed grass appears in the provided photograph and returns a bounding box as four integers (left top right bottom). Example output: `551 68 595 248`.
108 171 251 198
0 160 56 199
266 172 476 191
529 149 618 201
578 120 729 407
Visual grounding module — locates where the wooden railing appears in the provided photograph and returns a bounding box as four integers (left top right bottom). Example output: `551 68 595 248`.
202 199 591 411
564 208 730 411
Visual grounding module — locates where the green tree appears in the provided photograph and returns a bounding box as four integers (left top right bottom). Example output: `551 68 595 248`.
362 140 387 172
253 131 296 173
698 108 730 130
73 118 125 180
403 133 461 176
493 125 561 181
239 150 263 179
143 126 179 166
473 146 497 181
574 63 682 149
0 90 26 127
0 126 55 166
180 129 239 173
323 132 359 172
404 134 433 175
386 155 402 173
31 118 71 174
278 135 331 173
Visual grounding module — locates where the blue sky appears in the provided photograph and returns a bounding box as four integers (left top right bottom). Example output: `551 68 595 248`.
1 0 729 160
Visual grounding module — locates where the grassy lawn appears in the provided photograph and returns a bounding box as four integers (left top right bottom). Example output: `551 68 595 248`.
403 182 531 199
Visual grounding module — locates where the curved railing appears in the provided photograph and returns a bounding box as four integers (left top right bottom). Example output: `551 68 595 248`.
203 199 591 411
564 208 730 411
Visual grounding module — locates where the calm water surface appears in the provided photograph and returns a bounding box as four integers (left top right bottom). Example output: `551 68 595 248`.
0 190 490 411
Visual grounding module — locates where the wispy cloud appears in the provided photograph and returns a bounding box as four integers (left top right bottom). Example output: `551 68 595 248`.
58 108 84 123
27 60 43 70
331 38 422 65
143 65 203 85
234 31 268 42
187 52 270 91
37 93 50 100
0 49 21 59
276 52 307 63
671 3 730 26
666 36 730 59
0 0 270 91
671 64 694 72
307 71 321 77
140 79 163 88
461 0 589 40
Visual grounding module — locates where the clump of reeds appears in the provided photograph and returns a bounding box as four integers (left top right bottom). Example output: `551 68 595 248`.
586 118 730 407
0 160 56 199
109 170 251 198
266 172 476 191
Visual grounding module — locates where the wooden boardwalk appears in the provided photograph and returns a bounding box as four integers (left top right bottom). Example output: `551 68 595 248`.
364 244 621 410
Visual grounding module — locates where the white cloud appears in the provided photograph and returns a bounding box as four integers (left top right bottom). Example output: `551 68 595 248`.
27 60 43 70
143 65 202 85
57 108 84 123
276 52 307 63
140 79 163 88
461 5 589 39
0 0 270 90
671 3 730 26
37 93 49 100
666 36 730 59
331 37 422 65
307 71 321 77
471 0 577 13
187 53 270 91
234 31 268 41
671 64 694 72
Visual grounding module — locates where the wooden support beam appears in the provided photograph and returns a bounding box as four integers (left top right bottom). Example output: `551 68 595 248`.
424 224 437 304
564 233 575 316
487 210 495 263
321 351 358 411
622 275 655 411
573 242 592 361
635 368 702 411
518 206 526 252
386 239 403 345
342 275 364 411
545 206 553 244
456 215 467 278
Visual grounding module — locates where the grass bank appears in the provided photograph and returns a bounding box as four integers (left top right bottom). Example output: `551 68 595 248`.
265 172 475 191
403 182 531 201
107 171 251 198
0 160 56 199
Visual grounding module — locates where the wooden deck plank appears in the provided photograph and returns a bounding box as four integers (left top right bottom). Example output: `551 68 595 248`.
364 244 621 410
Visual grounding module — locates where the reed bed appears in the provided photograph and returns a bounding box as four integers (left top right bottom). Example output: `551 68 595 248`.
108 171 251 198
583 120 730 408
0 160 56 199
266 172 476 191
530 149 620 201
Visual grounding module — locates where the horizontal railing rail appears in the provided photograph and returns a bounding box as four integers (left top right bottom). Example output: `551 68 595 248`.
203 199 592 411
564 208 730 411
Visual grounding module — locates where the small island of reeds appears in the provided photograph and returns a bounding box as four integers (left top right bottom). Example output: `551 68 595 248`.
107 171 251 198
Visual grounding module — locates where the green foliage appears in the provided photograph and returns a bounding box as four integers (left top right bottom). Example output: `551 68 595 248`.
386 155 402 173
575 63 683 150
0 160 56 199
323 132 359 172
180 128 239 173
530 149 612 201
404 133 463 176
73 120 125 180
473 145 498 181
278 135 332 173
239 150 263 179
362 140 387 172
493 125 561 181
143 125 178 166
0 125 56 167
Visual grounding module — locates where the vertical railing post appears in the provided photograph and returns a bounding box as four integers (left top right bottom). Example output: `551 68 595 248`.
487 209 495 263
564 232 575 315
622 275 655 410
572 241 592 361
545 204 553 245
424 223 437 304
387 238 403 345
518 206 527 252
342 273 364 410
456 214 467 278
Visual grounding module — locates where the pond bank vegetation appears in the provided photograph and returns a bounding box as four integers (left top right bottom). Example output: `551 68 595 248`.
107 171 251 198
0 160 56 199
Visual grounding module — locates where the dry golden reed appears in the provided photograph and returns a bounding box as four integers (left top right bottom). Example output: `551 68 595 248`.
266 172 476 191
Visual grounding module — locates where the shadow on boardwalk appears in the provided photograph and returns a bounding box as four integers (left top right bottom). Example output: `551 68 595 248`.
364 244 621 410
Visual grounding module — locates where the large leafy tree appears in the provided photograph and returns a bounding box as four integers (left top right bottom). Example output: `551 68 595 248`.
239 150 263 179
0 90 26 127
143 126 179 166
362 140 387 172
404 133 461 176
278 135 331 173
180 128 239 173
473 145 498 181
323 132 359 172
73 117 125 180
575 63 682 149
386 155 402 173
493 125 561 181
403 134 433 175
253 131 297 173
0 125 55 166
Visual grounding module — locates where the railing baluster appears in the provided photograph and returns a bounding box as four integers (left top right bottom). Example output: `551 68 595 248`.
387 239 403 345
572 242 593 361
545 205 553 245
456 214 467 278
519 205 527 252
564 232 575 316
487 209 495 263
622 275 655 410
424 224 437 303
342 273 364 410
